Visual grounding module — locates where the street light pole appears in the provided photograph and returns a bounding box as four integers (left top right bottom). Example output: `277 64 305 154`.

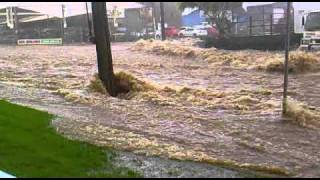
160 2 166 41
85 2 93 39
282 2 291 114
152 2 157 39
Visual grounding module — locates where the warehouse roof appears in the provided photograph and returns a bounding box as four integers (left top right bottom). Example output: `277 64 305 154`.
0 2 146 18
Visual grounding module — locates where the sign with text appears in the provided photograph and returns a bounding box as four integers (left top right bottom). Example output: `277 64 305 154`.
17 38 63 45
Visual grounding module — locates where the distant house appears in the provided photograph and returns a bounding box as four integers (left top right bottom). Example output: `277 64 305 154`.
181 9 207 27
0 7 49 43
0 2 149 43
181 6 246 28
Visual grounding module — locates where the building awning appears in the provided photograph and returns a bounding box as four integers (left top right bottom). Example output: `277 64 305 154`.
19 15 60 23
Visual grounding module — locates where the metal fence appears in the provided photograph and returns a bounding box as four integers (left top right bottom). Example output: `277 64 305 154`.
231 12 294 37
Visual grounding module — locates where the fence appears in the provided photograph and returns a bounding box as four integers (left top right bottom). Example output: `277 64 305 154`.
231 11 294 37
202 10 300 50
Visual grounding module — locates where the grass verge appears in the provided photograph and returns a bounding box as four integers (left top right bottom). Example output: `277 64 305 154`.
0 100 141 178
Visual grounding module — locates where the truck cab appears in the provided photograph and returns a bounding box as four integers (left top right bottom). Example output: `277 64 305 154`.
299 10 320 50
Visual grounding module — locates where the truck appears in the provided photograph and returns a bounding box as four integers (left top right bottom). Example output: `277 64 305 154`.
296 10 320 50
211 3 320 51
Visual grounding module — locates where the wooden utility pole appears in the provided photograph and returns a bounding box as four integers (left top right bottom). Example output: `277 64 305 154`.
152 2 156 38
282 2 291 114
91 2 117 97
160 2 166 41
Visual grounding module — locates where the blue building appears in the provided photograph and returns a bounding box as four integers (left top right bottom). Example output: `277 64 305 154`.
181 9 206 26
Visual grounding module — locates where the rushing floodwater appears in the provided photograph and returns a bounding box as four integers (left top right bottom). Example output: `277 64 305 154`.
0 43 319 177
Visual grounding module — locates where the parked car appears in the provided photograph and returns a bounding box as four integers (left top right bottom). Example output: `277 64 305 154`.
179 26 189 31
206 26 219 39
155 26 179 39
166 26 179 37
140 27 156 39
178 27 207 37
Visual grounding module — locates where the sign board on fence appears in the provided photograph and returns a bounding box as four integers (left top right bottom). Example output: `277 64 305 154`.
17 38 63 45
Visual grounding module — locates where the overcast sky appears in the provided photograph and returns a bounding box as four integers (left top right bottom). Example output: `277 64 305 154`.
182 2 320 15
243 2 320 11
1 2 320 14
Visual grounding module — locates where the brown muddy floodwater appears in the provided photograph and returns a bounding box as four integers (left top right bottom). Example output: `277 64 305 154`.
0 43 319 177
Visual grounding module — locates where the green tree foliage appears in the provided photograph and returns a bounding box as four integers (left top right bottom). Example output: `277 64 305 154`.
178 2 243 37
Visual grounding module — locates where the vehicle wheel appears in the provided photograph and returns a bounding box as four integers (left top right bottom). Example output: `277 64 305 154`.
193 34 197 37
179 33 184 38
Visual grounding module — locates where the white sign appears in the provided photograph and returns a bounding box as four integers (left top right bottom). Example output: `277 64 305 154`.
17 38 63 45
107 6 125 18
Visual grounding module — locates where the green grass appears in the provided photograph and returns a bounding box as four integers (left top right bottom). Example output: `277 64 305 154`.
0 100 141 178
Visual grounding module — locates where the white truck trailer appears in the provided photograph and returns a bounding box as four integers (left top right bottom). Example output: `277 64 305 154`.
295 10 320 50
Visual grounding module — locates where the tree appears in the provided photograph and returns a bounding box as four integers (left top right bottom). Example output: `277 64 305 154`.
91 2 117 97
178 2 243 38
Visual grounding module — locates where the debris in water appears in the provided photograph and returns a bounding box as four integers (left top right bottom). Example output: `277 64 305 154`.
285 98 320 129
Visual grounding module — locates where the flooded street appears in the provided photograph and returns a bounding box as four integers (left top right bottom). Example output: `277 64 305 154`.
0 82 258 178
0 43 320 177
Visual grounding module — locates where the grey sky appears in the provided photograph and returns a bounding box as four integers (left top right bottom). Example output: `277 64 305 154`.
1 2 320 13
243 2 320 11
182 2 320 15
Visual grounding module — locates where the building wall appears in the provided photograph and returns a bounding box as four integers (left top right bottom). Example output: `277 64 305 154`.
124 9 144 33
152 2 182 28
19 18 62 39
0 7 146 44
182 10 206 26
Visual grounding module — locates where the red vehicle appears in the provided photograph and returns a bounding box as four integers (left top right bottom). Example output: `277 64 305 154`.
155 26 179 39
206 26 219 39
165 26 179 38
